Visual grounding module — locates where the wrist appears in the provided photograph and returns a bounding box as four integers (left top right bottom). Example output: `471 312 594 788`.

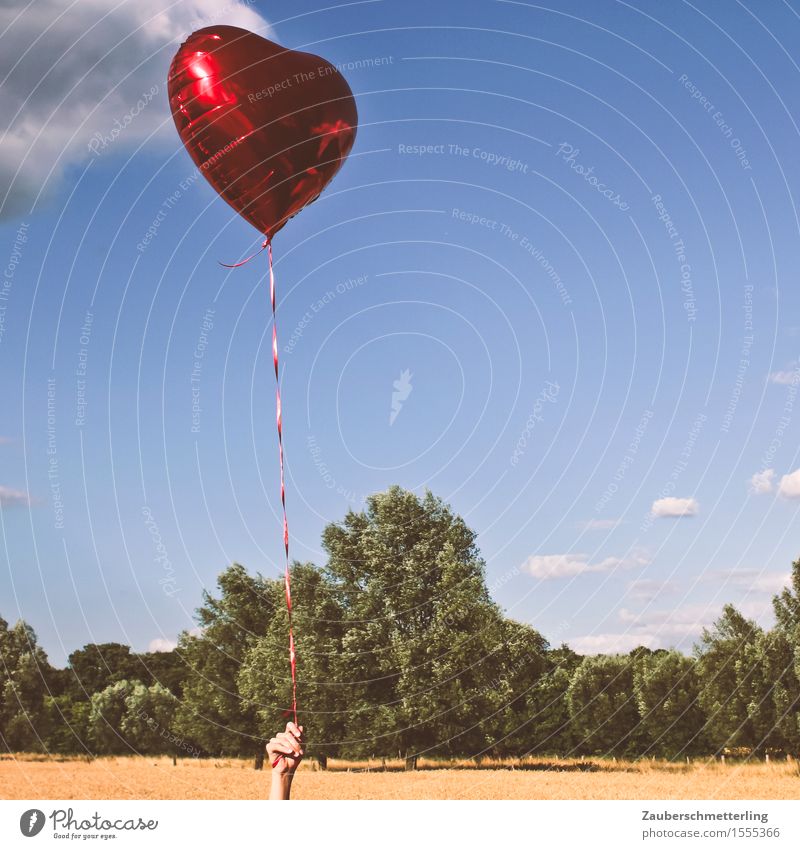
269 770 294 800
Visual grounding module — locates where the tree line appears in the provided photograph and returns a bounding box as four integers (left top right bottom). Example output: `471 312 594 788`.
2 487 799 768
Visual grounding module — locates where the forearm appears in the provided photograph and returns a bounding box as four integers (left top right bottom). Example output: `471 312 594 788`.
269 771 294 800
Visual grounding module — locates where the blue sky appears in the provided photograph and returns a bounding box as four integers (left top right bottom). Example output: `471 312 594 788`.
2 0 800 665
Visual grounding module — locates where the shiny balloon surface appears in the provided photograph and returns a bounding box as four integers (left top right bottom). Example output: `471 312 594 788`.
168 26 357 238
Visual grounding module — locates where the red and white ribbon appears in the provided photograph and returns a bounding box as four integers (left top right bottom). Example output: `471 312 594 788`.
220 238 298 767
268 240 298 727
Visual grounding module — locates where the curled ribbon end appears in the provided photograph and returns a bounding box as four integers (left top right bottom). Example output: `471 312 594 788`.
218 236 271 268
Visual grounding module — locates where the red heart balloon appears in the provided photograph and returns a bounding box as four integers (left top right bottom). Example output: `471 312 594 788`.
168 26 358 239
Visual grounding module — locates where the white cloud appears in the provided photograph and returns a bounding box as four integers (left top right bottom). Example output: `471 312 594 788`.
522 554 613 578
749 467 800 499
521 550 649 580
707 569 790 595
580 518 623 530
566 595 780 656
0 485 32 507
618 605 716 633
148 637 176 653
651 496 698 518
570 604 729 656
626 579 676 602
778 468 800 499
570 633 656 655
751 573 789 593
0 0 271 218
768 367 799 386
606 604 719 651
612 599 773 650
750 469 775 495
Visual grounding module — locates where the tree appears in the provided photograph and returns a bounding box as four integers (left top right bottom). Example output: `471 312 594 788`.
696 604 762 752
321 486 527 766
0 619 53 752
89 680 138 754
11 525 798 763
739 630 798 754
773 557 800 634
67 643 140 701
135 649 186 696
763 558 800 755
40 695 92 755
0 615 11 748
488 621 552 756
515 645 581 756
122 682 181 755
88 680 183 756
567 653 642 756
633 650 706 757
174 564 276 760
239 562 346 768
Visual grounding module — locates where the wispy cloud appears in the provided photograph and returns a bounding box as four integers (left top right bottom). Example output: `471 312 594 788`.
705 569 789 595
626 579 676 602
0 486 32 507
148 638 177 653
582 599 777 654
749 469 775 495
521 550 649 580
0 0 270 219
580 518 624 531
618 604 716 639
768 366 799 386
570 632 656 655
572 603 729 655
651 496 698 518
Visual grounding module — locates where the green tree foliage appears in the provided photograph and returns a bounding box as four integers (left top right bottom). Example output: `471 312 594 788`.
739 630 798 753
567 653 642 756
4 493 800 762
502 644 579 756
121 681 180 755
696 605 764 751
174 564 277 758
135 649 186 696
489 621 552 755
67 643 140 700
773 558 800 634
89 680 137 754
321 487 536 764
238 562 347 765
40 695 92 754
766 558 800 754
0 619 53 751
89 680 182 755
633 650 705 757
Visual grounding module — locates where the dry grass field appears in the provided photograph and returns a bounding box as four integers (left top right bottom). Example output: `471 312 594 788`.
1 755 798 800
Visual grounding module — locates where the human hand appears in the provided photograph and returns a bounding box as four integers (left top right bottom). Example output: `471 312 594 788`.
267 722 305 774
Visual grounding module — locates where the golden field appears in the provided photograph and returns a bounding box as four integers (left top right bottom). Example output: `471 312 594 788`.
1 755 798 800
